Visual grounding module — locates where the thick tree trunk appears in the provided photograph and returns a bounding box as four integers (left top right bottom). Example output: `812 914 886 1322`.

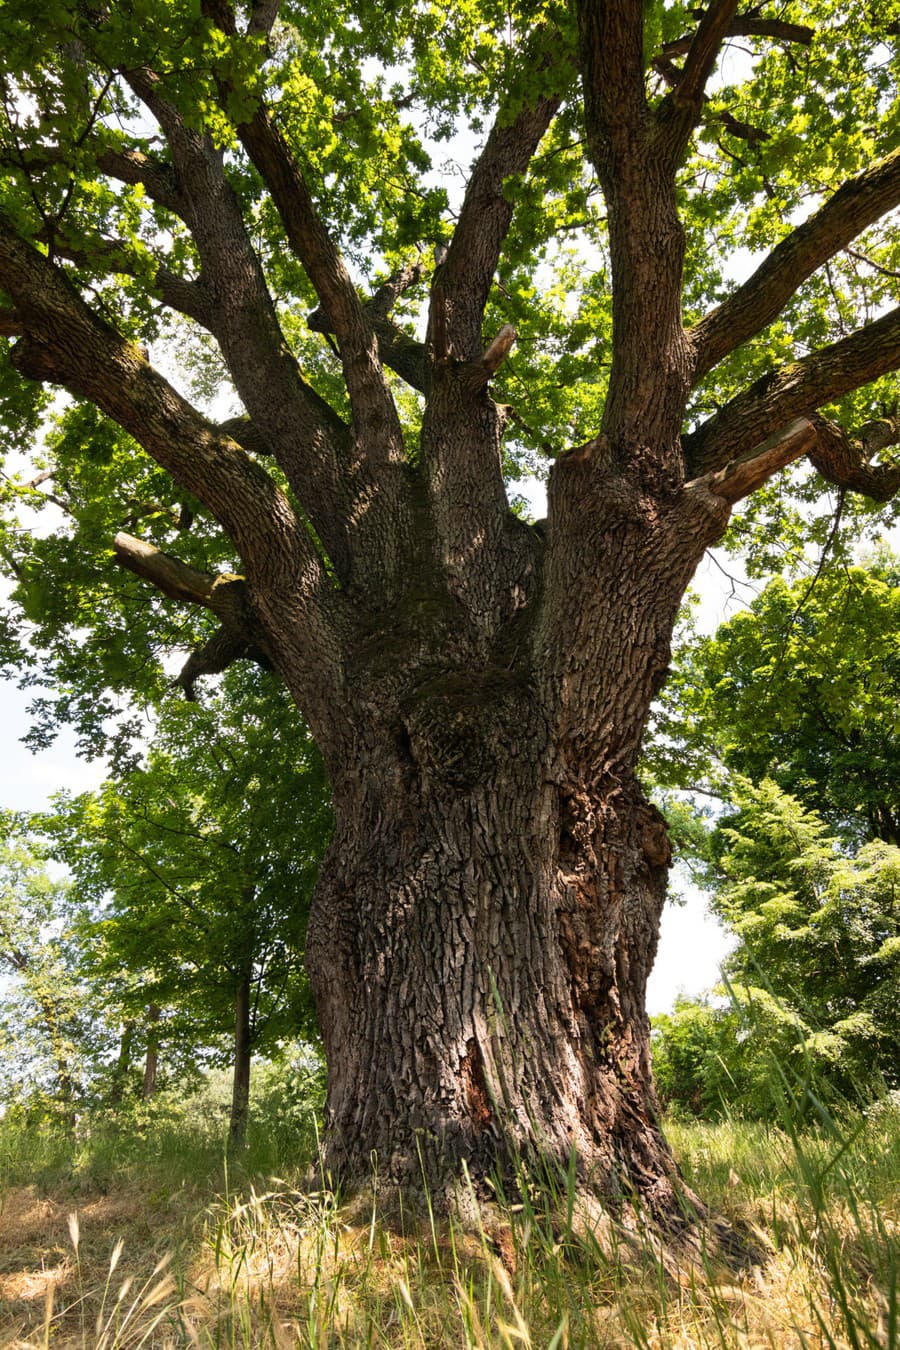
304 506 718 1225
229 972 252 1146
309 778 678 1219
297 424 738 1234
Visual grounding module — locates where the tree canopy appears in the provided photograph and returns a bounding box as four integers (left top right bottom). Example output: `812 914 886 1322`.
1 0 900 1222
0 819 92 1115
0 1 898 726
650 553 900 846
653 779 900 1118
42 668 329 1127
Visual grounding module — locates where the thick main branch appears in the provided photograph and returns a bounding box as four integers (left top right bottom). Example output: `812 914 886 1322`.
577 0 693 449
199 0 404 470
805 413 900 501
0 214 333 633
122 67 363 583
685 306 900 474
690 149 900 379
431 91 560 361
656 0 741 164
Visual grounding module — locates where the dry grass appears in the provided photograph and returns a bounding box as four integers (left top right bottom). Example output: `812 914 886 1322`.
0 1108 897 1348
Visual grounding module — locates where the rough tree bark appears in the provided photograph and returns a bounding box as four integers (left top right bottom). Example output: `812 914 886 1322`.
2 0 900 1241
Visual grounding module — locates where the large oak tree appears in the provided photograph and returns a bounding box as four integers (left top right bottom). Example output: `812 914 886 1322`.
1 0 899 1230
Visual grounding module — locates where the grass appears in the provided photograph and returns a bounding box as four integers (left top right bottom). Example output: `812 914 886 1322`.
0 1095 897 1348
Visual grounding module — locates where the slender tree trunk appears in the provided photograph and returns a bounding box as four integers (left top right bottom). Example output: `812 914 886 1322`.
143 1003 161 1099
110 1018 135 1107
35 990 78 1129
229 972 252 1146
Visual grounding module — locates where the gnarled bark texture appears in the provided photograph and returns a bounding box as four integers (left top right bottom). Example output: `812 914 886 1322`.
302 457 730 1215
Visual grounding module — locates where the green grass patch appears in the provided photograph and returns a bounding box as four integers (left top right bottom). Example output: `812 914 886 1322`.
0 1092 897 1347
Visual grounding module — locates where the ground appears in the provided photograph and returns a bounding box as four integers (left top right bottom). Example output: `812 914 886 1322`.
0 1106 896 1347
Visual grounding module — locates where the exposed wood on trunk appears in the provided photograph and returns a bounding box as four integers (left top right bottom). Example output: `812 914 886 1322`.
685 418 819 505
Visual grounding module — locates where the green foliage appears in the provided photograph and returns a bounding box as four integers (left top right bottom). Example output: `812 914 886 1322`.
713 779 900 1094
651 995 734 1119
0 818 101 1114
40 666 332 1103
0 1042 325 1191
650 557 900 846
0 0 896 693
653 779 900 1119
0 396 242 767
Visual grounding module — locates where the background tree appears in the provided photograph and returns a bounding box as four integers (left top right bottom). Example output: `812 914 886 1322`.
0 820 97 1119
653 780 900 1118
45 668 331 1141
649 555 900 845
1 0 899 1229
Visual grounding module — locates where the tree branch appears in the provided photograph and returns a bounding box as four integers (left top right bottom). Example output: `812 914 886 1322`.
216 414 273 457
577 0 648 172
369 256 426 320
578 0 693 447
112 531 237 610
805 412 900 501
198 1 405 467
430 91 560 361
308 308 429 394
247 0 282 38
667 0 741 120
237 112 404 454
0 212 327 604
123 67 356 578
684 417 818 505
113 531 272 698
660 14 814 62
95 145 187 220
690 148 900 379
414 78 558 629
685 411 900 508
684 306 900 474
307 257 429 392
40 231 214 329
6 142 189 221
